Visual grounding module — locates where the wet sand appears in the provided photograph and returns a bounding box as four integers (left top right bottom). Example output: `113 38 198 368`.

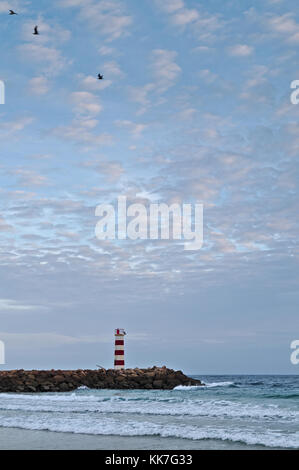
0 427 270 450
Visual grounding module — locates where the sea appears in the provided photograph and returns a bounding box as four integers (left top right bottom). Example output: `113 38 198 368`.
0 375 298 449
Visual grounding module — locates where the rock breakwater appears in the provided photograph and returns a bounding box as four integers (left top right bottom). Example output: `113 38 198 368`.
0 366 203 392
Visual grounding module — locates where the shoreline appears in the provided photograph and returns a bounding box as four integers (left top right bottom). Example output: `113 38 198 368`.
0 427 274 450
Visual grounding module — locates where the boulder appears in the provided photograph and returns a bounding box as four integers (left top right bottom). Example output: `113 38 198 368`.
53 375 65 383
153 379 163 388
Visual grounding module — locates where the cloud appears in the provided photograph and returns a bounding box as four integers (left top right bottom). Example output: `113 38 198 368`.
192 45 213 53
18 43 69 75
102 61 125 78
0 217 13 232
21 18 71 44
154 0 184 14
82 158 125 182
98 45 117 56
52 119 113 148
70 91 103 116
228 44 254 56
80 75 112 91
50 85 110 149
0 332 105 349
154 0 223 42
151 49 181 92
128 50 180 113
27 154 53 160
199 69 218 83
171 8 199 26
11 169 48 187
115 119 147 137
0 1 11 13
0 1 25 14
59 0 132 41
127 83 155 111
0 116 34 136
28 76 50 95
0 299 40 312
17 18 71 75
177 108 196 120
78 64 124 93
267 13 299 43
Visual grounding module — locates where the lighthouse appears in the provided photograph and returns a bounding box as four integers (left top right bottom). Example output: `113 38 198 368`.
114 328 126 370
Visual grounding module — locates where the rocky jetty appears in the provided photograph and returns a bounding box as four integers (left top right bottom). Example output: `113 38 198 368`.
0 366 203 393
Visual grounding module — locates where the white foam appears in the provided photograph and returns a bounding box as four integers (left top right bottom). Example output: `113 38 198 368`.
174 381 234 389
203 381 235 388
173 385 203 391
0 414 298 449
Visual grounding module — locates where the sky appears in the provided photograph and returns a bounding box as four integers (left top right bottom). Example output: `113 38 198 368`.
0 0 298 374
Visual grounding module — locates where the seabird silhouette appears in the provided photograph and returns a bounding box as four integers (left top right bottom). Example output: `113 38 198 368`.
98 74 104 80
33 26 39 35
9 10 17 15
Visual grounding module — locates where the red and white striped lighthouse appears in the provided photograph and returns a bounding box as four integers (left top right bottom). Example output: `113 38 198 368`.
114 328 126 370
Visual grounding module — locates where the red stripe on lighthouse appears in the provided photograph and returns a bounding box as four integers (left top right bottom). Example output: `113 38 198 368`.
114 360 125 366
115 340 124 346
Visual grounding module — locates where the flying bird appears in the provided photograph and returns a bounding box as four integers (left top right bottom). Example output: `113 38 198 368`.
9 10 17 15
98 74 104 80
33 26 39 35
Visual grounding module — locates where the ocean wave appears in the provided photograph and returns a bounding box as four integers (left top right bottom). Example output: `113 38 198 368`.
0 416 298 449
263 393 299 400
173 385 203 391
0 395 297 420
202 381 236 388
234 381 264 386
174 381 235 390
